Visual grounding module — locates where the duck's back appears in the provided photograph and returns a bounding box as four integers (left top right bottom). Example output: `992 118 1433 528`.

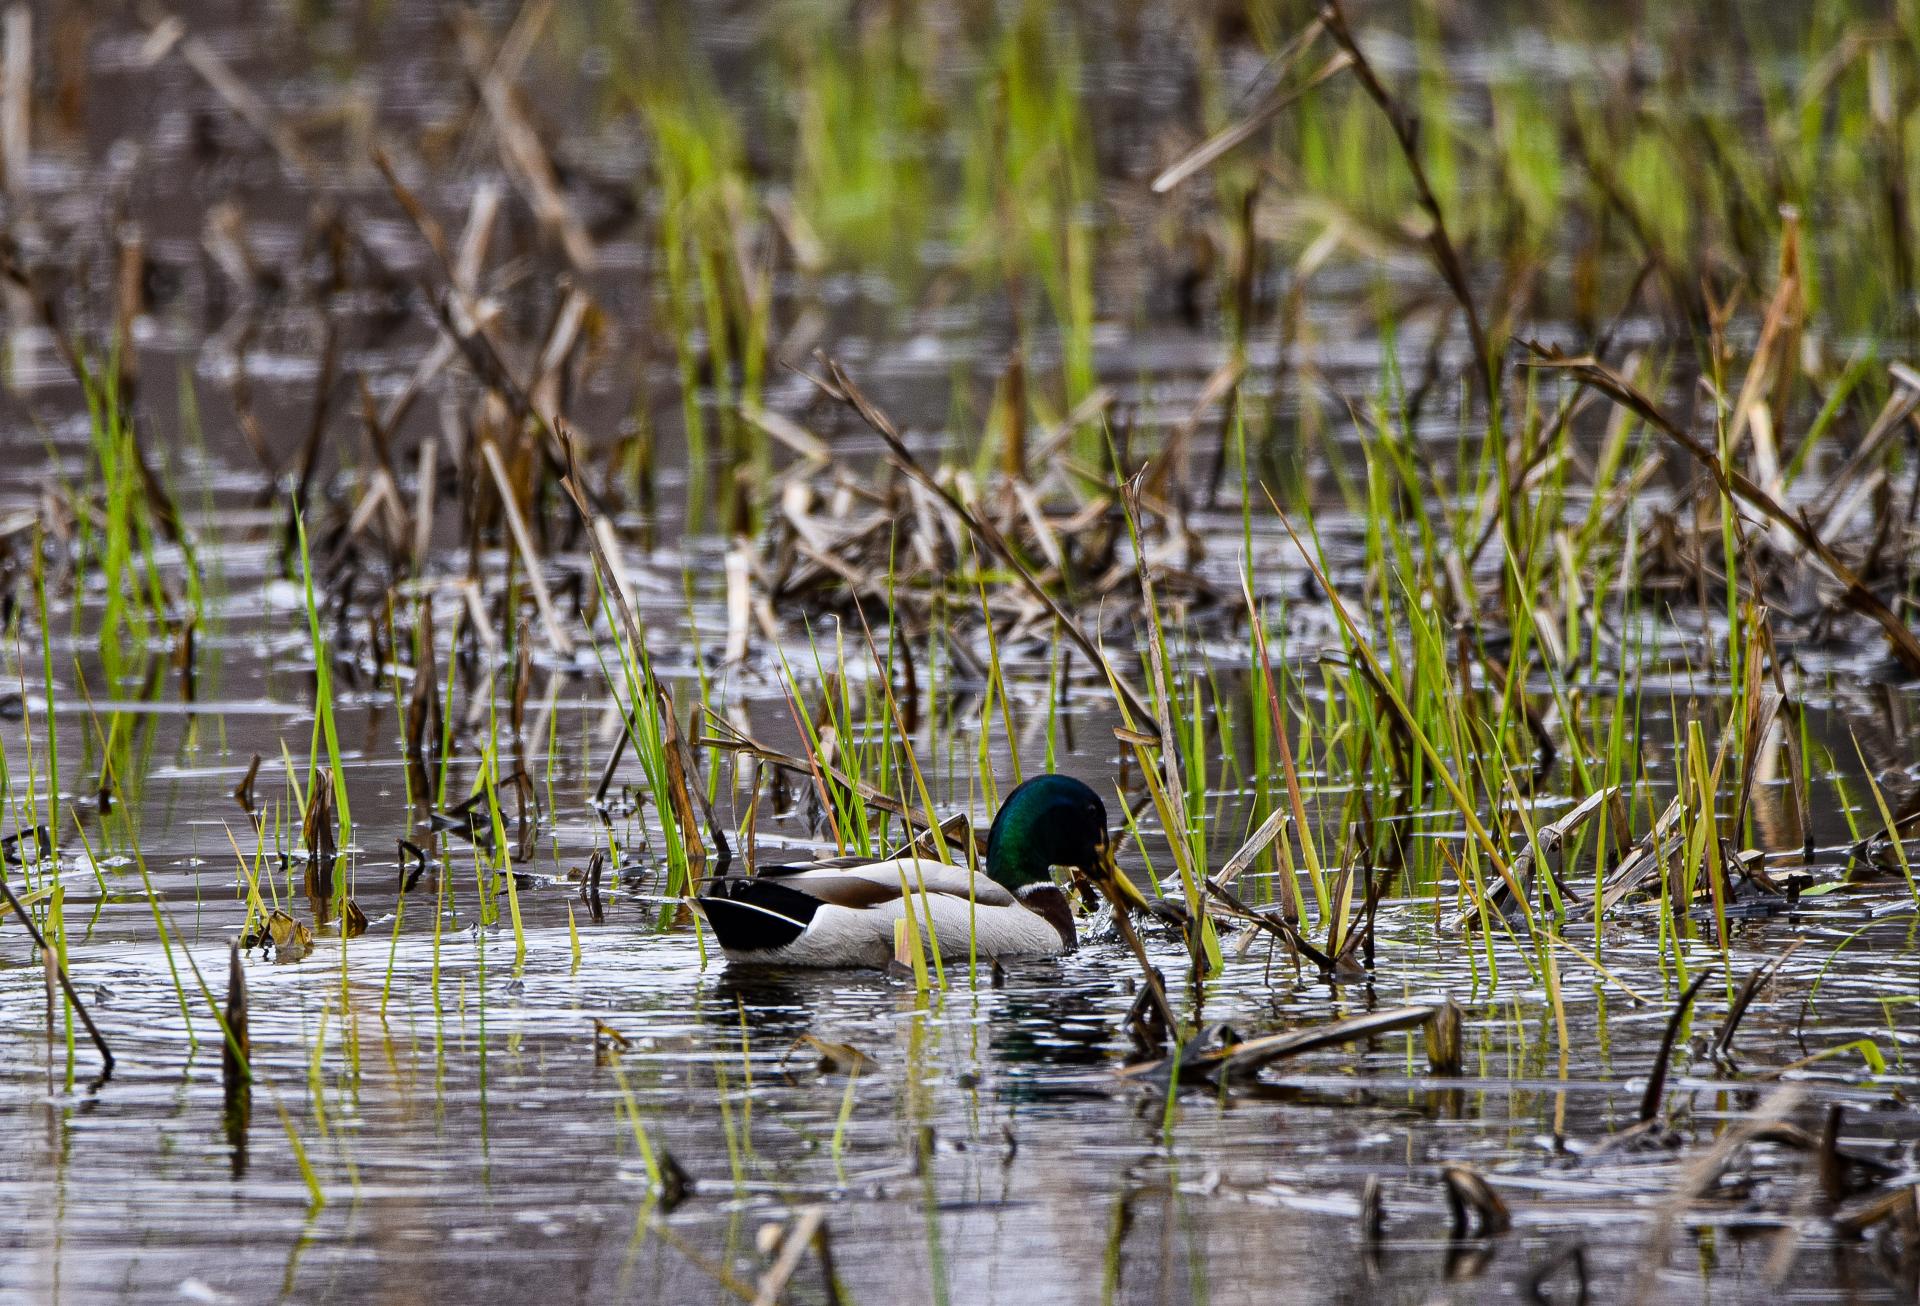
696 857 1069 967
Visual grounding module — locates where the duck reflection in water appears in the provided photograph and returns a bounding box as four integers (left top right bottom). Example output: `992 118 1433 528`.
990 963 1115 1072
701 966 891 1046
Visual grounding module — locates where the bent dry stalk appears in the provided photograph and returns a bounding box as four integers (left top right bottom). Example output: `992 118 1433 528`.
0 870 113 1075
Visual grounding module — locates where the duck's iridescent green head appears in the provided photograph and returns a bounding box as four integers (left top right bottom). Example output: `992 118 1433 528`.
985 774 1110 893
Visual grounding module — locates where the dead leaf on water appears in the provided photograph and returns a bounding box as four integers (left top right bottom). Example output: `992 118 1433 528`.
265 909 313 961
790 1034 876 1076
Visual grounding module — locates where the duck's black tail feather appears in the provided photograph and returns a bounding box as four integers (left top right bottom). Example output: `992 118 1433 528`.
695 879 821 953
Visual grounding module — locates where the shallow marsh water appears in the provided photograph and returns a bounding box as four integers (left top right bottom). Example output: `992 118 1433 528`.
1 1 1918 1303
1 579 1916 1304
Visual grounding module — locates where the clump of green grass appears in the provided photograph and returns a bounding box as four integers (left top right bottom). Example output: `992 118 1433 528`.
959 3 1098 438
786 1 938 272
618 25 770 531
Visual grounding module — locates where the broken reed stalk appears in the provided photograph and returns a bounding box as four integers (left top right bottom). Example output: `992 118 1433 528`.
1149 19 1346 194
222 940 250 1129
1442 1164 1511 1238
1641 969 1712 1125
1198 807 1349 976
0 869 114 1074
1710 941 1800 1063
1817 1104 1848 1206
148 10 317 179
1451 784 1618 931
1425 997 1464 1074
809 355 1158 728
457 0 596 272
480 438 575 656
371 146 598 507
1214 805 1290 888
1203 874 1339 977
1523 342 1920 672
751 1206 829 1306
1116 1003 1443 1082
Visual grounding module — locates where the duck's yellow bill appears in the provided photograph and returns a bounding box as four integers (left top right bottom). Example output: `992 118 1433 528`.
1099 848 1157 916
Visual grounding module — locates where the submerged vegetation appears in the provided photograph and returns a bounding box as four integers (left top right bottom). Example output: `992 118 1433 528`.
1 0 1919 1301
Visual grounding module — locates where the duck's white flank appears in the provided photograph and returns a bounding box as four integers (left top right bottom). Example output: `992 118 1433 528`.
707 857 1068 967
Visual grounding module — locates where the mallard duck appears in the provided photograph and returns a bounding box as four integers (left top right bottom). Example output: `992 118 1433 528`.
694 774 1154 968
